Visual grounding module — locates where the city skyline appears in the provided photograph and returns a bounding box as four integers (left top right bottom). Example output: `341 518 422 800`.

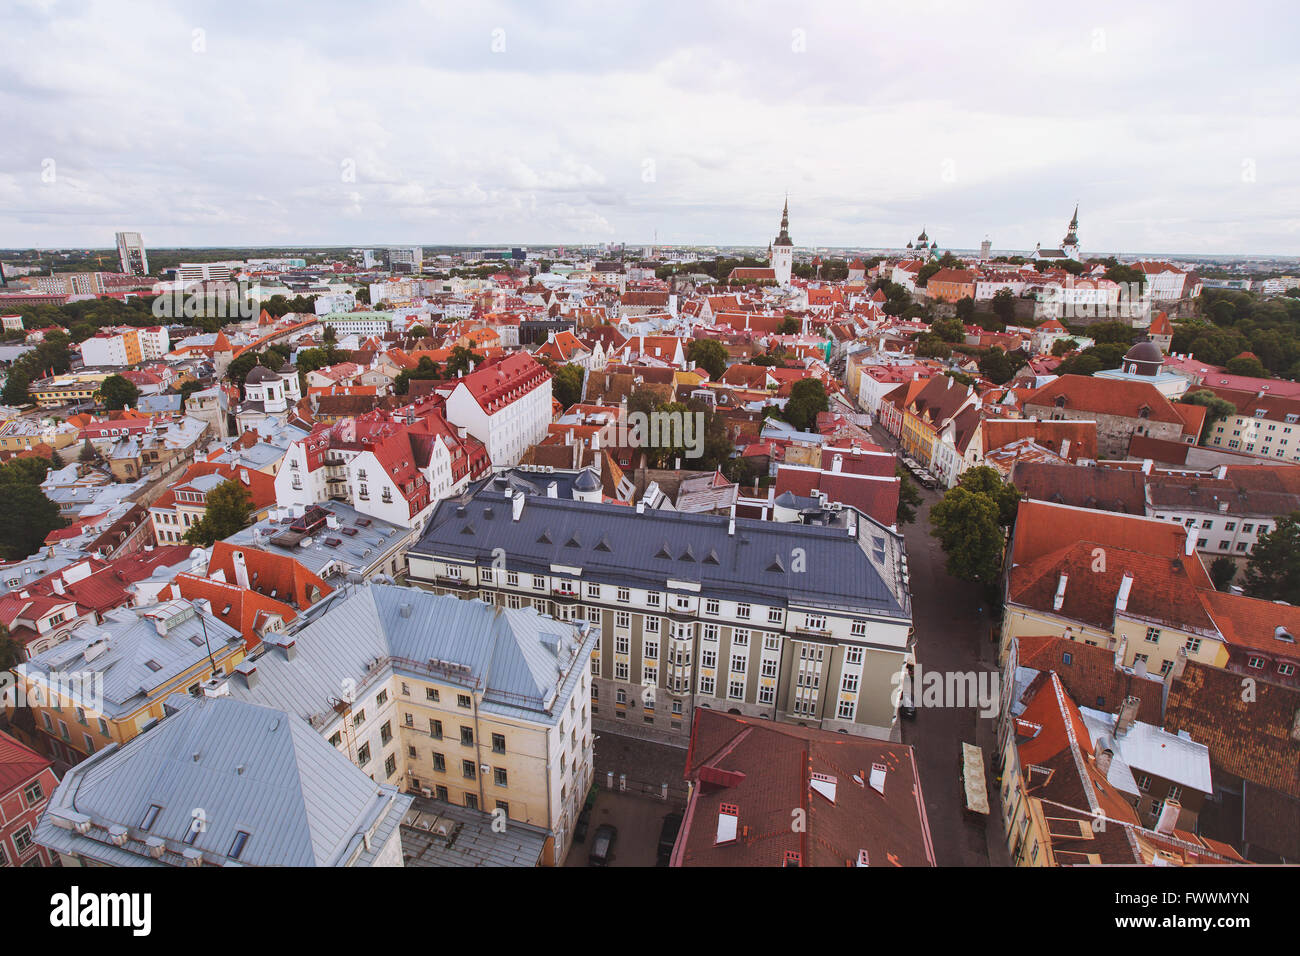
2 1 1298 254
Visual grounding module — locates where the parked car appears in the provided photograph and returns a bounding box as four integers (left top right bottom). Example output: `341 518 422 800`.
656 812 683 865
588 824 617 866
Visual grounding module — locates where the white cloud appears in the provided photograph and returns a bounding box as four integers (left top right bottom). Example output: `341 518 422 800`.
0 0 1296 253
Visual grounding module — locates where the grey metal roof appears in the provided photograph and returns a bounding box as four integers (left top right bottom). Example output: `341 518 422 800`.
226 584 592 728
36 693 412 867
413 483 911 621
222 500 410 581
400 797 547 866
20 601 243 718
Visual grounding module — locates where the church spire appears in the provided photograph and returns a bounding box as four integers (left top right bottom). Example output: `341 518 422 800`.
773 196 793 247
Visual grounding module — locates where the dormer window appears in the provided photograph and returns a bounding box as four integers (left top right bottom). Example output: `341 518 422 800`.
1054 395 1066 409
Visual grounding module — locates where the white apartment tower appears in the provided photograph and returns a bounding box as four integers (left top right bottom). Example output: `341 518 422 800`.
115 231 148 275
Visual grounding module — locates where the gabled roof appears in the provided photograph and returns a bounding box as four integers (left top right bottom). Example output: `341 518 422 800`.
675 710 935 867
36 694 410 866
1164 661 1300 798
1025 375 1185 426
0 729 52 796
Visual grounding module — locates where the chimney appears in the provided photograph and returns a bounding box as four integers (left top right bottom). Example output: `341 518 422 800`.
51 576 65 595
832 453 843 473
1115 571 1134 612
1155 798 1181 834
232 550 250 590
279 639 297 662
511 490 525 522
1060 438 1071 459
1053 573 1068 612
1184 531 1195 557
1095 746 1113 776
1141 458 1153 475
728 503 736 536
1115 695 1140 737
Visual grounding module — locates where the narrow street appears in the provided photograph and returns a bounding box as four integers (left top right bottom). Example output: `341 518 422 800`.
871 423 1011 867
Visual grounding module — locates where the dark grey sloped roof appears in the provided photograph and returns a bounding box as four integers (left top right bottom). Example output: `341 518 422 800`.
414 485 911 621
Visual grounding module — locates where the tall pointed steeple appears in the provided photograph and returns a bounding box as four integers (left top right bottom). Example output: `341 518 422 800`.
770 195 793 285
773 194 793 247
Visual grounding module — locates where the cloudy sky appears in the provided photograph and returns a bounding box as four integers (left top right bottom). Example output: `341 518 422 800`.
2 0 1298 254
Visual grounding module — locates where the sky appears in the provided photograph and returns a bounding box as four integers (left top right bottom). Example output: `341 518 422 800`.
1 0 1298 255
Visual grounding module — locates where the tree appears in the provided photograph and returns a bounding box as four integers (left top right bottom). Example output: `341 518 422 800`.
1051 337 1079 357
915 333 952 359
991 288 1017 325
929 486 1004 583
551 364 584 409
1242 512 1300 604
778 317 801 335
955 297 976 322
183 479 254 547
0 623 23 671
394 356 443 395
978 348 1028 386
954 465 1023 528
1210 556 1237 591
782 379 829 432
896 465 923 525
1225 355 1268 378
444 346 484 377
686 338 728 380
323 325 337 343
78 438 97 462
409 325 429 339
1 368 30 406
1180 389 1238 440
931 317 965 343
0 456 51 486
0 482 66 561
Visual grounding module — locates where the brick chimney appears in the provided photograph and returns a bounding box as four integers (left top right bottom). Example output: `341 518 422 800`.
1114 695 1141 737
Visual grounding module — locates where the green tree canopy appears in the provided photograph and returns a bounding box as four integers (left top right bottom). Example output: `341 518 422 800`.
686 338 728 380
1242 512 1300 604
0 479 66 561
551 364 584 409
929 486 1004 583
781 379 829 432
98 374 140 411
991 288 1017 325
896 465 923 525
183 479 255 547
1180 389 1238 439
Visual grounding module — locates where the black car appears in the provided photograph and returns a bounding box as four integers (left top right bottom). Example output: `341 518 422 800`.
588 824 617 866
656 812 683 865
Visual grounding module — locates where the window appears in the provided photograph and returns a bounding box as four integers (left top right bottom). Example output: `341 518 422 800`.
845 646 863 665
23 781 43 806
732 629 749 647
701 649 717 668
465 793 479 810
384 753 397 777
615 635 630 654
460 726 474 746
615 611 630 629
617 587 630 603
496 800 510 817
767 608 783 625
426 687 440 702
507 571 519 587
699 676 715 695
736 603 751 620
492 733 506 754
614 661 629 681
1280 663 1297 677
532 574 545 591
229 830 251 860
430 719 443 739
357 742 371 766
837 699 854 719
805 616 826 631
1185 638 1202 654
494 767 508 787
761 658 777 678
352 708 366 728
586 583 600 599
462 759 477 779
457 694 472 709
1247 656 1266 669
705 599 720 616
329 731 342 747
1144 627 1161 644
643 639 659 660
380 721 392 744
645 616 660 634
730 654 747 673
646 591 661 608
433 752 446 772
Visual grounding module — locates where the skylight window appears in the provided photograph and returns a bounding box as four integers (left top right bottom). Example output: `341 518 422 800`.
140 804 162 831
228 830 250 860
